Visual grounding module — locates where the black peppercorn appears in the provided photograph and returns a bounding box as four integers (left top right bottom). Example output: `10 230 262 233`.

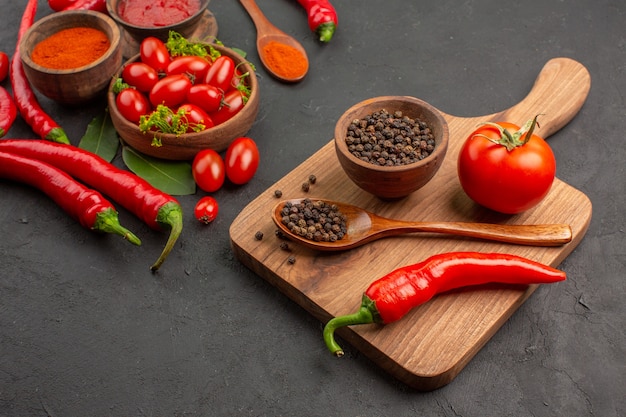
254 231 263 240
345 108 436 166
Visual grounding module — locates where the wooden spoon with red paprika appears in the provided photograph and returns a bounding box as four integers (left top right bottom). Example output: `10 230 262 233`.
239 0 309 82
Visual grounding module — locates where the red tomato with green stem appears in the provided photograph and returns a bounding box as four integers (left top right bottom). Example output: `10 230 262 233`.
149 74 192 108
140 37 170 72
186 84 223 114
192 149 225 192
194 196 219 224
122 62 159 92
209 89 245 125
225 137 259 185
204 55 235 92
116 88 151 124
167 56 212 82
0 51 9 82
178 103 214 132
457 116 556 214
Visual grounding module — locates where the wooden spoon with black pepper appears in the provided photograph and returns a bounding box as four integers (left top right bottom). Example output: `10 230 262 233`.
239 0 309 82
272 199 573 251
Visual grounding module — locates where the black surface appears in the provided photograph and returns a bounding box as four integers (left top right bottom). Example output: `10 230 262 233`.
1 1 624 416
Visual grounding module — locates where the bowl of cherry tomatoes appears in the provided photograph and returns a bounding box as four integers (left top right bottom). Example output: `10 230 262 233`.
107 36 259 160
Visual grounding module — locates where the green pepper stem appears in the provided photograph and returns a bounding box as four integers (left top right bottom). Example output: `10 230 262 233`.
150 202 183 272
46 127 70 145
317 22 336 43
93 208 141 246
323 301 376 357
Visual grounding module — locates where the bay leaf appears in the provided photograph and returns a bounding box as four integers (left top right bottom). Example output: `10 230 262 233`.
121 144 196 196
78 109 119 162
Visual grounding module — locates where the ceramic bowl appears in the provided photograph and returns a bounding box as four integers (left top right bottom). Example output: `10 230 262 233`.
19 10 122 105
334 96 449 200
107 44 259 160
106 0 210 44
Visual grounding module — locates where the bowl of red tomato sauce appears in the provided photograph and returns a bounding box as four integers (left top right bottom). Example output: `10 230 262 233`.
106 0 210 43
107 39 259 161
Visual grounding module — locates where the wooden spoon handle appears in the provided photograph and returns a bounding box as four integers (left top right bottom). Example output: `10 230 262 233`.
384 221 573 246
239 0 281 36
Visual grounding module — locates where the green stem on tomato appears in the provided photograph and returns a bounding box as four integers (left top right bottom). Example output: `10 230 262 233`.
150 201 184 272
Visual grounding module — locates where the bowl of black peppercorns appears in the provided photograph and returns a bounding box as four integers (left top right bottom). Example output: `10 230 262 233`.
334 96 449 199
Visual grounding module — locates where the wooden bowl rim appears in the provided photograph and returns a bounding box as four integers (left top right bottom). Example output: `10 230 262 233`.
334 95 450 173
19 10 121 75
107 44 259 143
106 0 210 32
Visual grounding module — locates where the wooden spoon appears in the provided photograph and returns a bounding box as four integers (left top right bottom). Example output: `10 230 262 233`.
272 199 573 251
239 0 309 82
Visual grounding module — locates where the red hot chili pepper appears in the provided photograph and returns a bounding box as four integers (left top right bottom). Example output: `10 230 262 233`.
0 86 17 137
62 0 107 13
296 0 338 43
11 0 70 144
0 51 9 82
0 139 183 272
47 0 77 11
0 151 140 245
323 251 566 357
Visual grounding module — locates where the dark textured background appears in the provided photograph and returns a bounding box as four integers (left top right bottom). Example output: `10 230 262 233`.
1 0 624 416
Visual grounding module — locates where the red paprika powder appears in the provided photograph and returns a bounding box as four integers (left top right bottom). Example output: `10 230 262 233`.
262 41 308 79
31 27 110 70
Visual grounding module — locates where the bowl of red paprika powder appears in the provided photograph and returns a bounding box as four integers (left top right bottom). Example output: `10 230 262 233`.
106 0 211 44
19 10 122 105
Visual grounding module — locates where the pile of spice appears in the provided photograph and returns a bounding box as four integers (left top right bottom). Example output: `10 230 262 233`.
280 199 347 242
117 0 202 27
31 27 110 70
262 41 308 79
345 109 436 166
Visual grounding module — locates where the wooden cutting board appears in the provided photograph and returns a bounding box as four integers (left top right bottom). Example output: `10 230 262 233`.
229 57 592 391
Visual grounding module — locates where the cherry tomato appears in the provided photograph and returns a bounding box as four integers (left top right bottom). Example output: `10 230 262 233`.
225 137 260 185
149 74 192 108
116 88 151 124
121 62 159 92
204 55 235 92
186 84 223 114
167 56 212 81
140 37 170 72
178 103 214 132
192 149 225 192
209 89 245 125
0 51 8 82
194 196 219 224
457 118 556 214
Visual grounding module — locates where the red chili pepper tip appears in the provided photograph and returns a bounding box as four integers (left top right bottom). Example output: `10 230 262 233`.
149 201 184 272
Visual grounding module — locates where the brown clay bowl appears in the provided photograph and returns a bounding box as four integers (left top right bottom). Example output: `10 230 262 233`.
106 0 210 44
107 44 259 160
334 96 449 200
19 10 122 105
